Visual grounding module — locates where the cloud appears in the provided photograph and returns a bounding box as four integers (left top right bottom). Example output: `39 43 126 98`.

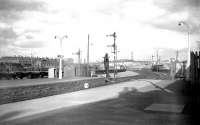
0 0 45 12
0 27 17 48
0 27 17 39
25 35 34 40
151 0 200 34
0 0 45 23
0 25 45 52
0 0 46 55
150 18 200 34
0 0 197 58
14 40 47 48
154 0 200 12
0 25 44 52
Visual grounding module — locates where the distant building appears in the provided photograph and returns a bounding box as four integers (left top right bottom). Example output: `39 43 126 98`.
0 56 59 68
0 57 19 63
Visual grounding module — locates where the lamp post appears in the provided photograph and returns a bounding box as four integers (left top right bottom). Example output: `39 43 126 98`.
55 35 68 79
178 21 190 79
87 34 94 64
106 32 117 79
178 21 190 67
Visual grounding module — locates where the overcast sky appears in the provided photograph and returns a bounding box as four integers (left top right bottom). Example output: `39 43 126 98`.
0 0 200 62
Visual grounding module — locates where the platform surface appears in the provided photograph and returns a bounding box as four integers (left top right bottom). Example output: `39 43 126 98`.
144 103 184 113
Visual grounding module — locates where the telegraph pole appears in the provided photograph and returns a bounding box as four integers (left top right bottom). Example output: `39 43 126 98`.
116 45 119 74
131 51 134 61
77 49 81 64
156 50 159 64
87 34 90 64
30 48 33 67
87 34 91 76
152 55 154 66
106 32 117 79
176 50 179 62
156 49 159 72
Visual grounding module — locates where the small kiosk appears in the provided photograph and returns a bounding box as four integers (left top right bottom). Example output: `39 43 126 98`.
48 68 57 78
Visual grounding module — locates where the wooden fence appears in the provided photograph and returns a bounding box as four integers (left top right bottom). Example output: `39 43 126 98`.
190 51 200 109
190 51 200 87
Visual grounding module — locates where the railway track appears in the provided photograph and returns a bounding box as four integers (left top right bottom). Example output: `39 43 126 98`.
129 69 170 80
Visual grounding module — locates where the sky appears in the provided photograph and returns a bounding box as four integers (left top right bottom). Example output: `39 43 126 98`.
0 0 200 62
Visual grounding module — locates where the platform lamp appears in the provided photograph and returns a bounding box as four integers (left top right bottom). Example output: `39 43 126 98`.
55 35 68 79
